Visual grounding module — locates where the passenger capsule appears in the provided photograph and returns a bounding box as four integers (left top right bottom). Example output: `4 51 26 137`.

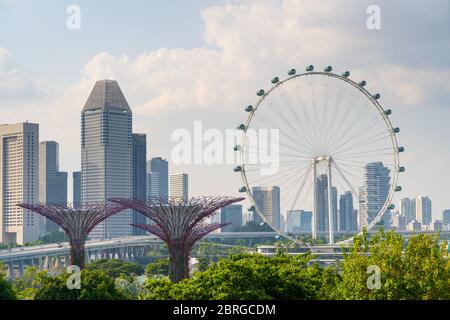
398 166 405 172
388 204 395 210
237 124 246 131
324 66 333 72
306 65 314 72
384 109 392 116
233 165 242 172
358 80 367 87
233 145 241 151
257 89 265 96
245 105 254 112
238 187 247 193
271 77 279 84
373 93 381 100
395 186 402 192
247 205 255 211
398 146 405 153
393 127 400 133
288 68 296 76
341 71 350 77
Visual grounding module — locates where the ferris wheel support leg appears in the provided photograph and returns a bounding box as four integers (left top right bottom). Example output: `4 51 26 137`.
312 162 317 243
327 158 335 245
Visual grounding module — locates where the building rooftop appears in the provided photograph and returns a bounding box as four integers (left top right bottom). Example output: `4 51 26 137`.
82 79 131 113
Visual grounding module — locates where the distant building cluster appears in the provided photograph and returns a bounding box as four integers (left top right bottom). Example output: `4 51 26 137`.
0 80 189 244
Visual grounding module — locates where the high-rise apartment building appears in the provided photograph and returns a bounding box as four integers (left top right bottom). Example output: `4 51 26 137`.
72 171 81 208
359 162 390 227
0 123 40 244
132 133 147 235
443 210 450 227
169 173 188 201
147 157 169 200
400 198 416 224
81 80 133 239
315 174 338 232
39 141 68 234
415 196 432 226
339 191 357 232
220 204 243 232
252 186 281 229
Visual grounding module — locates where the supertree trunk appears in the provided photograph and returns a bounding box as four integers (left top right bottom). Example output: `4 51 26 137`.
169 240 190 283
69 238 86 269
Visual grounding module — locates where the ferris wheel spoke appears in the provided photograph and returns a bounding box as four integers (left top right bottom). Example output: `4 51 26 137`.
330 115 385 155
287 165 313 212
323 77 347 151
331 131 390 157
246 161 311 186
332 163 361 201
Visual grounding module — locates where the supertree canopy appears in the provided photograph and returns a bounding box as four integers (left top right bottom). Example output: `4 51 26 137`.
17 202 127 269
111 196 245 283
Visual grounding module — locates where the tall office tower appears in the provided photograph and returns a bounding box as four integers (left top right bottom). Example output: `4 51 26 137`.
252 186 281 229
132 134 147 235
391 213 406 230
359 162 390 227
220 204 243 232
339 191 356 232
146 157 169 200
415 196 432 226
400 198 416 223
443 210 450 227
169 173 188 201
315 174 338 232
81 80 133 239
39 141 68 234
299 210 312 232
286 210 301 233
72 171 81 208
0 123 39 244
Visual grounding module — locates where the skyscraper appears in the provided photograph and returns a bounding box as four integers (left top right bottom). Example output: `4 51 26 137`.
315 174 338 232
132 133 147 235
415 196 432 226
220 204 243 232
0 123 40 244
72 171 81 208
39 141 68 234
359 162 390 227
400 198 416 224
169 173 188 201
339 191 356 232
81 80 133 239
147 157 169 200
252 186 281 229
443 210 450 227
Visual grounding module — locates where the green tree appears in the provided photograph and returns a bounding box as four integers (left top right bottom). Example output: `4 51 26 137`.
34 269 128 300
145 258 170 277
85 259 144 281
142 253 337 300
12 266 49 300
0 263 16 300
335 230 450 300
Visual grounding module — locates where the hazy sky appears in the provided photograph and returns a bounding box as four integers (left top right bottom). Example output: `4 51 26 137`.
0 0 449 219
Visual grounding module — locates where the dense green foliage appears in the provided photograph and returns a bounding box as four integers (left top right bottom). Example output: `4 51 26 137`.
0 263 16 300
85 259 144 280
334 230 450 300
34 269 128 300
142 253 337 300
2 232 449 300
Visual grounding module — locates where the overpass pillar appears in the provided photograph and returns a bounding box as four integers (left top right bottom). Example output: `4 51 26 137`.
18 260 25 278
7 263 15 280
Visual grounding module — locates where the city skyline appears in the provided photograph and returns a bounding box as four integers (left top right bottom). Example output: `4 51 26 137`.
0 1 449 220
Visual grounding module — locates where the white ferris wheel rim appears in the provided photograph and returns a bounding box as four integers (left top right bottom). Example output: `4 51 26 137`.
239 70 401 246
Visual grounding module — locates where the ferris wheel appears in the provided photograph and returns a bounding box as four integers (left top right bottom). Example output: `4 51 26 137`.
234 65 404 245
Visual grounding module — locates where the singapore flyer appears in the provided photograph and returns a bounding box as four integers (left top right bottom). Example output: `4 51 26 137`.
235 65 404 245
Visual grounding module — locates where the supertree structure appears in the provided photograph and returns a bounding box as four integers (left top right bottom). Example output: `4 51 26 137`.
17 202 127 269
111 196 245 283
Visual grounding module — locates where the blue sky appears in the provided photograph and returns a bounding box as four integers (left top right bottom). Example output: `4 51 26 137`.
0 0 449 220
